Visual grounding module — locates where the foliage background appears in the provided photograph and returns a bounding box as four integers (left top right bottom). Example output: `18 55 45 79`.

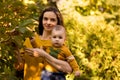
0 0 120 80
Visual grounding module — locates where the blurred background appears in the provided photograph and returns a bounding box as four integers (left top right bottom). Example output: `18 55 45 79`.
0 0 120 80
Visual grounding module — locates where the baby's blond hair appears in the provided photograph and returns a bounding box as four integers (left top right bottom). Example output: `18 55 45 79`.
52 25 66 34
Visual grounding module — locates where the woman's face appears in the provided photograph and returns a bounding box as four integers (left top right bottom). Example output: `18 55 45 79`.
42 11 58 32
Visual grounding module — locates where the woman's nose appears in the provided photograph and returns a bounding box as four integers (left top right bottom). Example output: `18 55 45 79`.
46 20 51 24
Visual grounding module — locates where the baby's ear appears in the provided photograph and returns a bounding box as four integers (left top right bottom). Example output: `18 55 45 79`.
49 36 52 39
64 37 67 41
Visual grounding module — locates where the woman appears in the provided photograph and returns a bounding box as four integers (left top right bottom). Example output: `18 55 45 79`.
22 6 72 80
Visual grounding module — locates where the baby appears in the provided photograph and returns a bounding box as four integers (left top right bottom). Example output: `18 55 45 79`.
41 25 80 80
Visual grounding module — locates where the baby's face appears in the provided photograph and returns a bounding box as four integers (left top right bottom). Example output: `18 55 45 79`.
51 30 65 48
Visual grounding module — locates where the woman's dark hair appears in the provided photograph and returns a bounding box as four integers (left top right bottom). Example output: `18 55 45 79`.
38 6 64 35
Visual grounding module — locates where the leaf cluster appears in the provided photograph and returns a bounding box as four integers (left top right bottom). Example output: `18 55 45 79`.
0 0 47 79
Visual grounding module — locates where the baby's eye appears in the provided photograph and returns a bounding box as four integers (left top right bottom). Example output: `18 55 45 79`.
53 36 56 38
59 36 63 39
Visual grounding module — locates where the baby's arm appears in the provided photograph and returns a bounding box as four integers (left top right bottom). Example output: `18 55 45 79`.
74 70 80 77
63 46 80 77
67 55 80 77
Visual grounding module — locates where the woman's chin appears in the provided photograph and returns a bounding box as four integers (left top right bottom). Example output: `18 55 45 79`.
45 29 52 32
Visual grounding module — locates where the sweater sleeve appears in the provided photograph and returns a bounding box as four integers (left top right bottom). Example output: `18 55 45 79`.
67 55 80 72
62 46 80 72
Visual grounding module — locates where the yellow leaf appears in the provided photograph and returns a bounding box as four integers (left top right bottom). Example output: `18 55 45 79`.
23 38 33 48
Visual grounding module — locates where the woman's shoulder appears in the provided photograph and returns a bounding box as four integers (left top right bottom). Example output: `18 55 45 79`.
32 33 52 47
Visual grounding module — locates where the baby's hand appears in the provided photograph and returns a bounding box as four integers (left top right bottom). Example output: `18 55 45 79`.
74 71 80 77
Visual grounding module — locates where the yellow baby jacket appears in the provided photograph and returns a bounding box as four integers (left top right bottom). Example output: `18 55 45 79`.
45 45 80 73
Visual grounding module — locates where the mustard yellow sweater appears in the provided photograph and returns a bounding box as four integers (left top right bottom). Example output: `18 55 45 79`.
22 33 51 80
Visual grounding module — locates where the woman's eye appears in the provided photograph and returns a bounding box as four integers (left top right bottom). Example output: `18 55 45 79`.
43 17 48 20
51 18 56 22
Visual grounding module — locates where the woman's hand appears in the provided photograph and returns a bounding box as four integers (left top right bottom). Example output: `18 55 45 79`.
24 48 46 57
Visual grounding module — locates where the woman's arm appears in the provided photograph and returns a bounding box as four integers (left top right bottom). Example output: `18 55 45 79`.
43 51 72 73
25 48 72 73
